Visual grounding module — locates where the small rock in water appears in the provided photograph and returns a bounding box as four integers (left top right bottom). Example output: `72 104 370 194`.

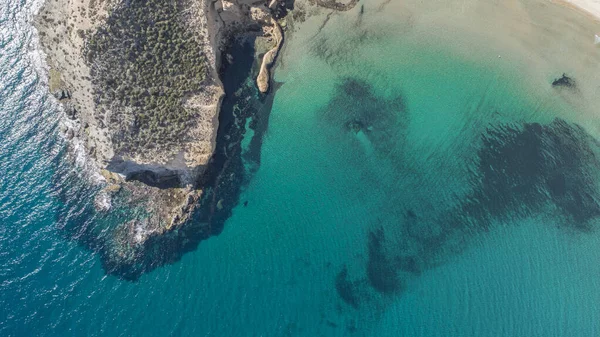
346 120 364 133
552 73 575 88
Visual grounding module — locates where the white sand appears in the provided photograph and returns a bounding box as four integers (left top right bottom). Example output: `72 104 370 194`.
560 0 600 43
562 0 600 20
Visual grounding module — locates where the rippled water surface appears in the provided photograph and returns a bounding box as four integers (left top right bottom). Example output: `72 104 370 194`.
2 0 600 335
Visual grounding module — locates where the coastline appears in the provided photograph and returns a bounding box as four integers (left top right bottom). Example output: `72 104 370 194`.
559 0 600 21
33 0 225 268
32 0 598 281
6 0 600 334
31 0 308 279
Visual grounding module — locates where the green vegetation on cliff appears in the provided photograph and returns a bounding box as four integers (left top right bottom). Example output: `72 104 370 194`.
86 0 208 152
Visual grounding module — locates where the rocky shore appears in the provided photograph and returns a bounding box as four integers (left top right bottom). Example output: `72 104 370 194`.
35 0 359 278
35 0 222 230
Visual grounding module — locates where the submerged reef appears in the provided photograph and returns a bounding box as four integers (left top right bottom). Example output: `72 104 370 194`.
469 119 600 229
321 77 408 159
333 113 600 309
335 266 362 308
366 227 402 294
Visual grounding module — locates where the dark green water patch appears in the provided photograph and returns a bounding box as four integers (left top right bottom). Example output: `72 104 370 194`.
335 117 600 309
469 118 600 229
320 77 408 159
245 81 280 167
366 227 402 294
335 265 362 308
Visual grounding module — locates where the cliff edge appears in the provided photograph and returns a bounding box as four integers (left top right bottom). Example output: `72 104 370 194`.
35 0 292 276
36 0 224 178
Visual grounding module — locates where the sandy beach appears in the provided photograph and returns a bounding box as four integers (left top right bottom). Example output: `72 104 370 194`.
561 0 600 20
561 0 600 44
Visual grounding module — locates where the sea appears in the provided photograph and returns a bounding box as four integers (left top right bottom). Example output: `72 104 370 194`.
2 0 600 335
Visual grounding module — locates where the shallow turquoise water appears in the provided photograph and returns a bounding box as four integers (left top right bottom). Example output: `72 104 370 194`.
3 0 600 336
377 221 600 336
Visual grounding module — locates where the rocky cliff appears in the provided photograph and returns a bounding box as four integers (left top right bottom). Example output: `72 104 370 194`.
37 0 224 174
35 0 291 277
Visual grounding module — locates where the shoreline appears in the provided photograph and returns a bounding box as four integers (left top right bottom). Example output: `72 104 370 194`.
559 0 600 22
31 0 303 279
35 0 600 281
559 1 600 43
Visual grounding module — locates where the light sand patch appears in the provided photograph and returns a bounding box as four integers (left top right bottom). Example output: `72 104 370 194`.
279 0 600 136
558 0 600 21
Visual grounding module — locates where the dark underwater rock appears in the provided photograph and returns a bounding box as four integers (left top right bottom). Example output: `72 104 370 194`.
472 118 600 229
272 0 295 19
331 115 600 318
335 266 361 308
321 77 408 159
346 120 365 133
552 73 575 88
366 227 401 294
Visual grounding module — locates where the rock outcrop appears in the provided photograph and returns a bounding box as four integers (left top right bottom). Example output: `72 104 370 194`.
35 0 290 277
35 0 225 240
257 19 284 93
552 73 576 88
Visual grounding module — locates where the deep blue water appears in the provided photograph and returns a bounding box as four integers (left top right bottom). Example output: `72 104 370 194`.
3 0 600 336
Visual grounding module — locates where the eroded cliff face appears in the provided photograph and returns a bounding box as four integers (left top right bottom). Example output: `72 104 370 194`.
35 0 227 252
35 0 292 277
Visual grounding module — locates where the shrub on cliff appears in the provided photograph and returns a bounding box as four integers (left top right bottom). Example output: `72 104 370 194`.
85 0 209 153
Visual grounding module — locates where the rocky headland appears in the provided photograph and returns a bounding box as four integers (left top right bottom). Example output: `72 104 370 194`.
35 0 358 278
